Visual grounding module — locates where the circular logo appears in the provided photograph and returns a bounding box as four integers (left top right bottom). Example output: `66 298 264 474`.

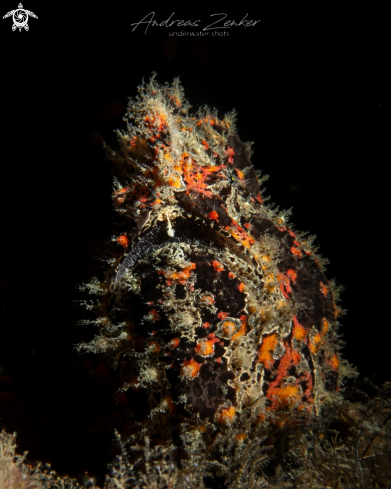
12 8 28 30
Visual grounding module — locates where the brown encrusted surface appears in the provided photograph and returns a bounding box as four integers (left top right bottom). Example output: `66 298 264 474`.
77 75 356 440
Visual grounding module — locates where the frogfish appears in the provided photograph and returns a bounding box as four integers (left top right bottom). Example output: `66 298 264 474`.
77 74 356 458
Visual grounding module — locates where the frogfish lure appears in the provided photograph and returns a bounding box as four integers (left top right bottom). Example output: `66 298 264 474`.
78 75 356 443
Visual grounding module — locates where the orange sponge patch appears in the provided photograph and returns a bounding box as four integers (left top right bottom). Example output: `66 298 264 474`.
292 316 307 341
169 338 180 349
258 333 278 369
116 235 129 248
211 260 224 272
209 210 219 221
181 359 201 379
271 385 300 408
221 320 237 337
329 353 339 370
218 406 236 424
195 337 218 357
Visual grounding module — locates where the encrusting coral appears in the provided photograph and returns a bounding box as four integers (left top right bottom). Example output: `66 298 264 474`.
1 75 390 488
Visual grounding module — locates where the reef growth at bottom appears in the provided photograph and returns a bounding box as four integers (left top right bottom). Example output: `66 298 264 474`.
1 380 391 488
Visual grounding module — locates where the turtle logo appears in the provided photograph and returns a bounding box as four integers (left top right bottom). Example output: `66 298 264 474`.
3 3 38 31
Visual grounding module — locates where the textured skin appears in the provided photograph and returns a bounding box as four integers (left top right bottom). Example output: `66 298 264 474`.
78 75 354 439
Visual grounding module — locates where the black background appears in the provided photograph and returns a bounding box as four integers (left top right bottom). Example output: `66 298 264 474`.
0 1 387 484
